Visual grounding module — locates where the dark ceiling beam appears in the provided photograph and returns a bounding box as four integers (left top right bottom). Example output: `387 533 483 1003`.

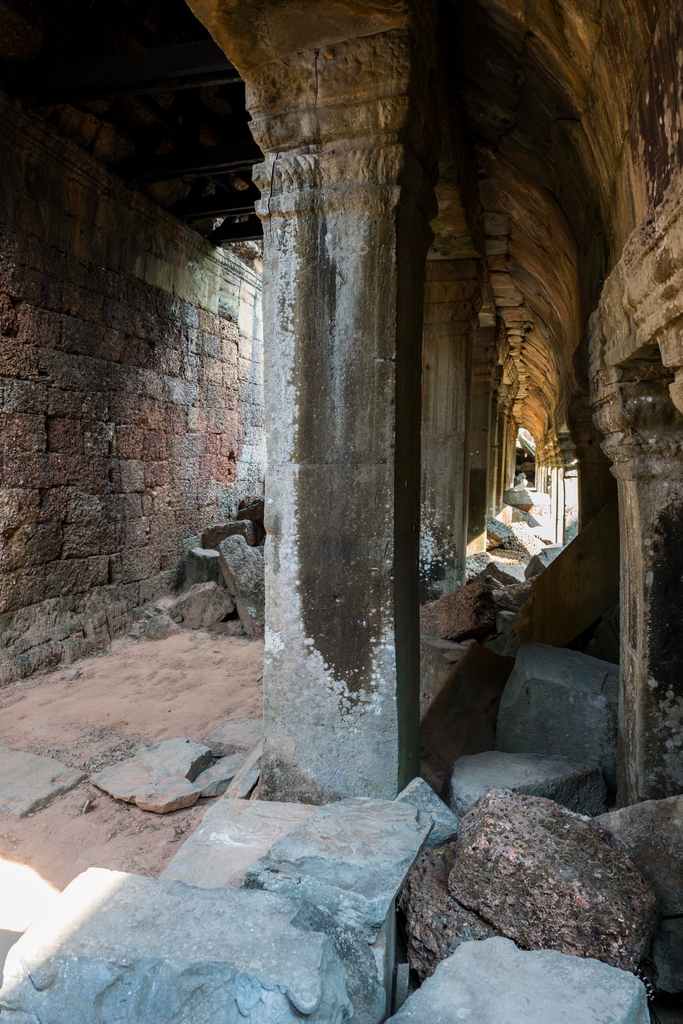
207 215 263 244
9 39 239 103
119 139 262 183
170 183 260 220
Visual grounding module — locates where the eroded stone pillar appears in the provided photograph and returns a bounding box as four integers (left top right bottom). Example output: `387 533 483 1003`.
420 261 479 602
196 9 437 802
467 328 496 554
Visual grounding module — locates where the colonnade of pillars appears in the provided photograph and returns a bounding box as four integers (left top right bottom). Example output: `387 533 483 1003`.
187 0 682 809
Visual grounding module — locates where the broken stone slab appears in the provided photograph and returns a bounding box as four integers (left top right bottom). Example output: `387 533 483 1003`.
444 750 607 820
0 746 85 817
489 578 533 613
162 797 318 888
92 737 212 813
0 868 355 1023
420 643 515 779
398 844 497 981
495 641 619 790
525 543 564 578
477 560 525 586
193 753 244 797
386 937 649 1024
184 546 222 586
595 795 683 915
203 520 264 550
485 515 515 549
419 580 496 642
203 717 263 756
449 789 658 972
225 739 262 798
169 581 235 630
245 798 433 941
419 636 469 714
236 496 265 525
653 916 683 994
218 534 265 635
395 778 459 847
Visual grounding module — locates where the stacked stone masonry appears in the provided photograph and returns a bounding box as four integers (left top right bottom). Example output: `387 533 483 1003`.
0 92 264 684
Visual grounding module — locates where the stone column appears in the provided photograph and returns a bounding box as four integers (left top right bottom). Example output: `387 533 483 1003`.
568 392 617 529
419 260 479 603
190 5 438 802
467 328 496 554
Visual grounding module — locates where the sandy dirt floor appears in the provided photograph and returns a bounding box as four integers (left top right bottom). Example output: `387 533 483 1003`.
0 629 263 925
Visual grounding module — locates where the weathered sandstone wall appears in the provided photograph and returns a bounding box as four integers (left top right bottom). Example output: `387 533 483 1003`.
0 90 264 684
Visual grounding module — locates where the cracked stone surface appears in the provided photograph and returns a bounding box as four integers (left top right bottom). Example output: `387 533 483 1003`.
0 746 85 816
92 738 212 813
395 777 459 847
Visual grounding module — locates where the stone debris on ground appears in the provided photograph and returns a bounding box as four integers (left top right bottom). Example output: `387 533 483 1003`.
465 551 492 581
495 641 619 790
92 737 212 813
0 868 359 1024
193 753 244 797
203 519 265 549
448 789 658 972
386 937 649 1024
395 777 460 847
218 535 265 635
236 496 265 525
506 520 548 556
477 560 525 586
162 797 318 888
443 750 607 820
419 637 470 716
225 739 262 798
245 797 433 941
419 580 496 642
398 844 498 980
130 612 181 641
169 581 235 631
0 746 85 816
184 546 222 587
420 644 515 782
595 794 683 916
489 578 532 613
203 717 264 757
485 515 516 549
525 543 564 578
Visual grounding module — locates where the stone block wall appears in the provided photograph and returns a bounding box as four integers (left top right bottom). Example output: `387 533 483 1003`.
0 91 264 683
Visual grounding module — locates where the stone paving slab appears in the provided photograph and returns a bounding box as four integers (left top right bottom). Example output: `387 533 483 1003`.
445 750 607 819
0 746 85 817
161 797 317 888
203 717 263 756
0 868 353 1023
245 798 432 941
387 937 649 1023
92 737 212 813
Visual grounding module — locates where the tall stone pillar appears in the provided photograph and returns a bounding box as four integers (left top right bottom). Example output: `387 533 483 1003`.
590 180 683 803
187 3 438 802
467 328 496 554
568 392 617 529
419 260 479 602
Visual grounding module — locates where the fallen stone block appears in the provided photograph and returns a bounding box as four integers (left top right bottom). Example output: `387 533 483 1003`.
525 543 564 578
495 641 619 790
219 534 265 635
444 750 607 819
595 795 683 915
203 717 263 756
386 936 649 1023
395 777 459 847
193 753 244 797
236 496 265 525
135 612 180 640
0 868 356 1024
184 546 222 586
419 636 469 714
653 916 683 994
490 578 532 612
477 560 525 586
245 797 432 941
225 739 262 798
203 520 264 549
0 746 85 816
398 844 497 980
485 515 515 549
419 580 496 642
169 581 235 630
162 797 317 888
420 643 515 777
448 789 658 972
92 737 212 813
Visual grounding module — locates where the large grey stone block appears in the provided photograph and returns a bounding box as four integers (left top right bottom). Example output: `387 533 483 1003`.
162 797 317 888
386 937 649 1023
193 753 244 797
218 534 265 634
0 746 85 816
184 546 222 586
170 581 234 630
395 777 459 846
596 794 683 915
445 750 607 819
92 737 211 813
0 868 355 1023
203 717 263 756
495 642 619 790
245 798 432 941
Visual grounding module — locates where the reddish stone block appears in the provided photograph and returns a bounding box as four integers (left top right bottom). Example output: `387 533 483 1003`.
46 417 83 454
